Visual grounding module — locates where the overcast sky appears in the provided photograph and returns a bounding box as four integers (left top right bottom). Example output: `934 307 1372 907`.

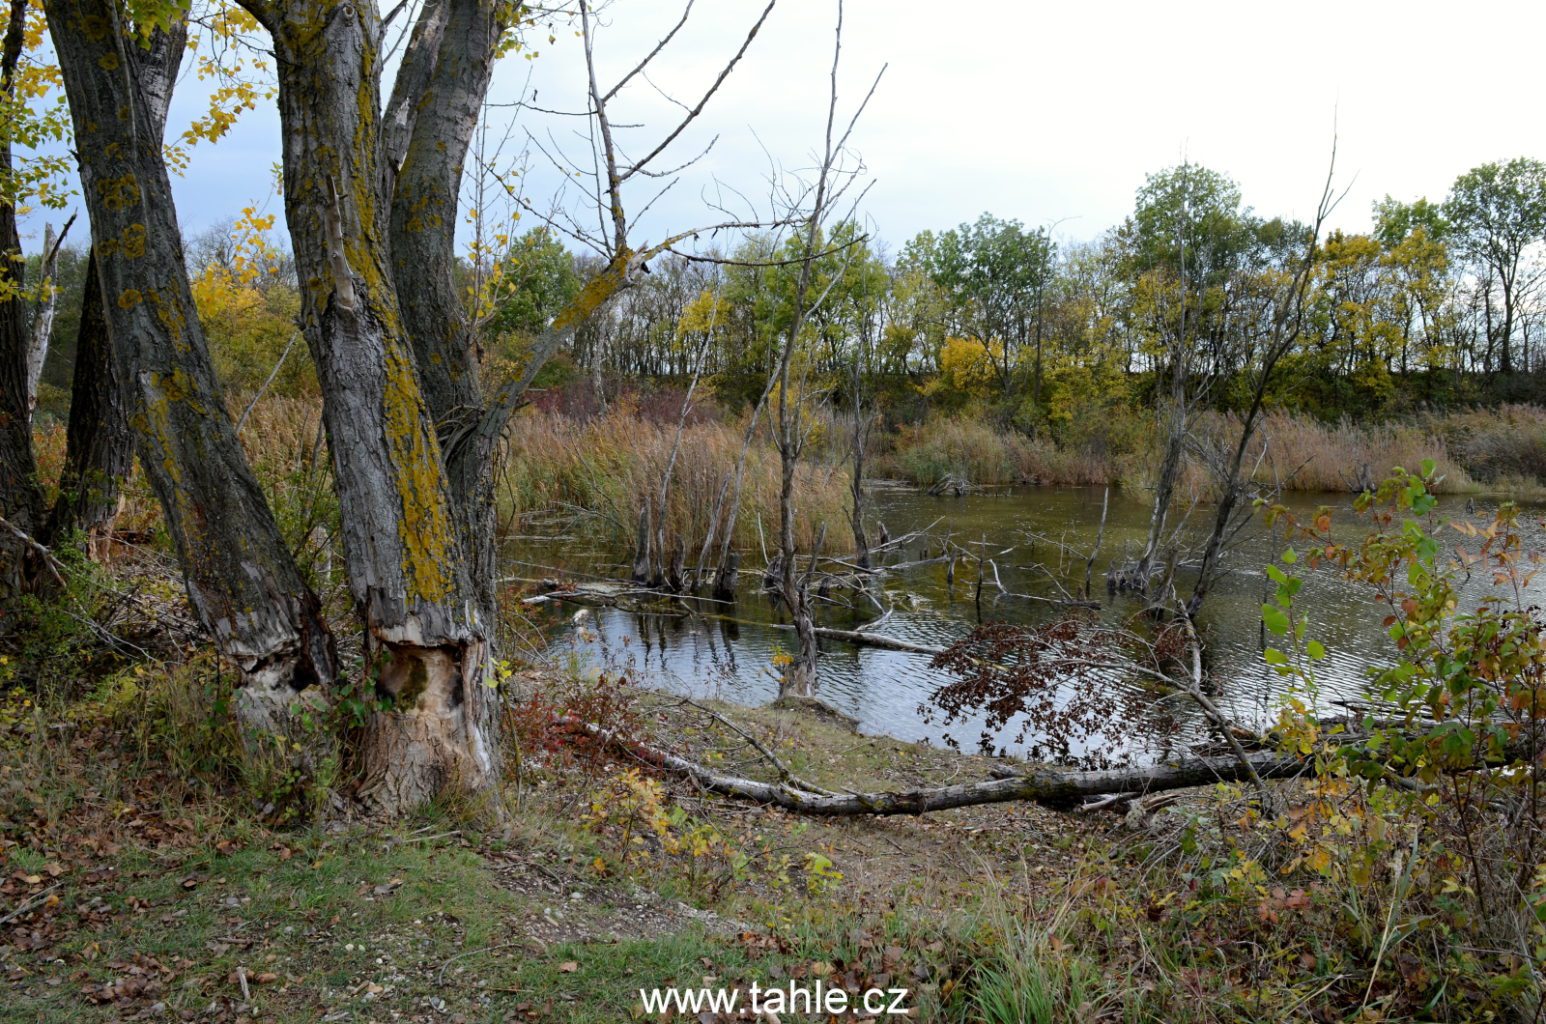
29 0 1546 255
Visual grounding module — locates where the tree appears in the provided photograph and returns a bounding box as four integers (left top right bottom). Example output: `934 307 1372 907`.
1373 199 1451 376
770 0 878 701
47 0 787 816
918 213 1054 402
486 227 580 340
1117 162 1258 590
0 0 44 593
1443 158 1546 375
1187 157 1337 616
45 0 338 731
0 0 75 592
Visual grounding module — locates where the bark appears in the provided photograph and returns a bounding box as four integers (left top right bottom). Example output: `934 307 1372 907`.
45 0 336 722
776 448 818 698
250 0 497 814
1134 368 1187 589
0 0 41 594
43 247 130 552
565 717 1304 815
24 221 64 413
848 354 870 570
387 0 504 622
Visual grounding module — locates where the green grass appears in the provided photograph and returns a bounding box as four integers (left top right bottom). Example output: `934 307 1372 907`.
2 826 531 1023
498 931 757 1023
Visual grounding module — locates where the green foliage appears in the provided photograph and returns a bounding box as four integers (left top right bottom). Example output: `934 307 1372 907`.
1123 162 1253 283
486 226 581 339
1254 465 1546 1016
0 539 123 700
1444 158 1546 268
907 213 1055 392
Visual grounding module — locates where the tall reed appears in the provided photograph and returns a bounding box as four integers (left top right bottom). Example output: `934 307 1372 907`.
499 405 855 555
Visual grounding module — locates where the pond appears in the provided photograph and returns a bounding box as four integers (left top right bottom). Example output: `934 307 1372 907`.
511 484 1546 764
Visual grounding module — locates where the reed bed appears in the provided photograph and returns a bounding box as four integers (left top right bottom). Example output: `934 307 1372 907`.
1197 409 1476 494
27 395 1546 582
877 407 1546 496
498 406 856 554
874 416 1112 488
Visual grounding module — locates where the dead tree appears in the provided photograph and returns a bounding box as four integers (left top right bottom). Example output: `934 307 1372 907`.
24 218 72 414
771 1 883 699
847 280 877 570
569 716 1303 815
1187 147 1343 617
1119 163 1253 594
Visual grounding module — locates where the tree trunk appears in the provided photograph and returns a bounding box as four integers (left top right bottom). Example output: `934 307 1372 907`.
849 354 870 570
0 0 42 597
567 717 1303 815
46 0 336 726
386 0 504 623
251 0 498 814
23 222 62 414
1137 355 1181 590
777 453 818 699
43 247 130 554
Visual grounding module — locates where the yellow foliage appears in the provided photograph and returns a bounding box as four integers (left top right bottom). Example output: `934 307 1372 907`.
676 288 730 344
930 336 1000 400
189 208 315 398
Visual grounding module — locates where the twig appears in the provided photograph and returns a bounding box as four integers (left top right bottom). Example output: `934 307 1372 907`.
676 697 839 796
235 332 300 434
0 882 60 926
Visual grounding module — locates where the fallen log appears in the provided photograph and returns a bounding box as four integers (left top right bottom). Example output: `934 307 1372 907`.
559 717 1306 815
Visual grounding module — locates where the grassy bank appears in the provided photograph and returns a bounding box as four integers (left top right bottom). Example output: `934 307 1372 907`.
3 642 1531 1022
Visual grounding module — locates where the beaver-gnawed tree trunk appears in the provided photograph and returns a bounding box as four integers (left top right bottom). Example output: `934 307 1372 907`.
45 0 337 728
238 0 504 814
46 0 697 818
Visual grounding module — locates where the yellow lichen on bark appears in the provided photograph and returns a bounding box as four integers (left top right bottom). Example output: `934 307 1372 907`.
552 249 631 332
97 172 140 210
120 223 146 259
382 340 455 605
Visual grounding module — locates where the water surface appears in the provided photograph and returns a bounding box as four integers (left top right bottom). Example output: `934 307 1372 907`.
512 485 1546 763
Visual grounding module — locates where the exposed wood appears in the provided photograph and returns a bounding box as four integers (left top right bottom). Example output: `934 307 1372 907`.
24 216 73 414
249 0 500 813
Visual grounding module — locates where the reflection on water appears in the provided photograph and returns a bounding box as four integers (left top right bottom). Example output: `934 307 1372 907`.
514 485 1546 762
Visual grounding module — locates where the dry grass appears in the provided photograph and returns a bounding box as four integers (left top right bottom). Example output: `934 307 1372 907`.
875 416 1112 487
499 404 856 553
1197 409 1478 495
878 407 1546 497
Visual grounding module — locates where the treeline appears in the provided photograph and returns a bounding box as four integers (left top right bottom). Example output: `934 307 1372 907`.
30 159 1546 436
544 158 1546 426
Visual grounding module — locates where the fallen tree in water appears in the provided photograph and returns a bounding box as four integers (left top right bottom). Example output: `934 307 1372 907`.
557 717 1305 814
